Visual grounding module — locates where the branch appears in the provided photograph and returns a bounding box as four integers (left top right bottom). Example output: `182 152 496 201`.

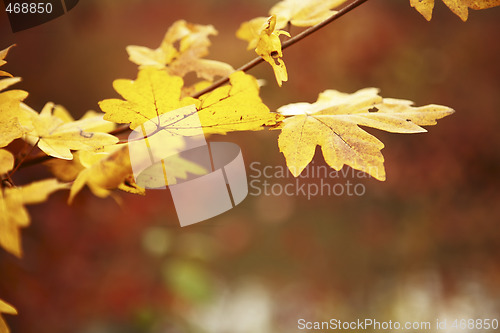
17 0 371 170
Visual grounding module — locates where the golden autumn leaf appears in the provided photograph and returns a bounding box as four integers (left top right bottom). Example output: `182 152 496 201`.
127 20 234 81
0 299 17 333
100 68 281 134
23 102 118 160
410 0 500 21
255 15 290 87
277 88 454 180
0 179 68 257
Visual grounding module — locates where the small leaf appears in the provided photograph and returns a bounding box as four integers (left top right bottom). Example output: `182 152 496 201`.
255 15 290 87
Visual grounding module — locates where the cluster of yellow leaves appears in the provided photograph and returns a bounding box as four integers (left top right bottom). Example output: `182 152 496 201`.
277 88 454 180
127 20 234 82
410 0 500 21
0 299 17 333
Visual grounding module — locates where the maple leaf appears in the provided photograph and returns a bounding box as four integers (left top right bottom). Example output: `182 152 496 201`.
0 299 17 333
100 68 281 134
23 102 118 160
0 179 68 257
277 88 454 180
255 15 290 87
127 20 234 81
410 0 500 21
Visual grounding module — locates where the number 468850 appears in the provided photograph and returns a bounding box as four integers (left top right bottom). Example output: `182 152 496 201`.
5 2 53 14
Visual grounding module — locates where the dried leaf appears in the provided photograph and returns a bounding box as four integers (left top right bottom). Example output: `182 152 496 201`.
255 15 290 87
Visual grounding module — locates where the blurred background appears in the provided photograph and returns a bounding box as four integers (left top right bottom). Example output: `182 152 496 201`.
1 0 499 332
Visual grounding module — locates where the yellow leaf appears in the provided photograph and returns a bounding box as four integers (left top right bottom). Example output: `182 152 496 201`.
99 68 199 130
0 149 14 175
255 15 290 87
0 45 15 78
410 0 500 21
24 102 118 160
278 88 454 180
127 20 234 81
0 299 17 333
0 179 67 257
